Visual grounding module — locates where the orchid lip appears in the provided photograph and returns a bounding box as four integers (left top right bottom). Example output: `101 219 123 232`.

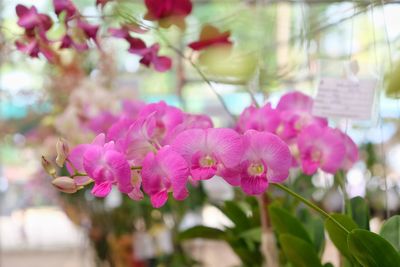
247 163 265 176
199 155 216 167
311 149 322 162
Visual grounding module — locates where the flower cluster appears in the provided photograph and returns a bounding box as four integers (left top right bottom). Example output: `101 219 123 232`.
15 0 232 72
15 1 102 62
46 92 359 208
236 91 359 175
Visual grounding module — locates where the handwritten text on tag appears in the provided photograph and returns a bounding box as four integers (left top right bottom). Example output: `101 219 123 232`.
312 77 376 120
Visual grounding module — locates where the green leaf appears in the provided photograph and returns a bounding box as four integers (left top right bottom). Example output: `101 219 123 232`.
324 214 358 261
179 226 227 241
348 229 400 267
380 215 400 252
323 263 334 267
269 205 313 245
350 196 370 230
239 227 261 243
279 234 323 267
221 201 252 232
298 208 325 253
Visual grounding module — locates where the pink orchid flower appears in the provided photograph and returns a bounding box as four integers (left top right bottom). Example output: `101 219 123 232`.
66 134 109 186
141 146 190 208
236 103 280 134
114 115 157 166
15 39 55 61
136 44 172 72
77 19 100 44
171 128 243 181
53 0 77 20
59 34 89 51
138 101 184 143
16 5 53 31
82 134 132 197
86 111 118 134
163 113 213 144
144 0 192 29
231 130 291 195
338 131 359 171
275 92 328 140
297 125 346 175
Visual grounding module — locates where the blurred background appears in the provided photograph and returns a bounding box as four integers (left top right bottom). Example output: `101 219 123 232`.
1 0 400 266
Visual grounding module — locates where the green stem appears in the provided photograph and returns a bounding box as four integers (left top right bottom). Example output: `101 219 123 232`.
271 183 350 234
336 171 352 217
71 172 88 178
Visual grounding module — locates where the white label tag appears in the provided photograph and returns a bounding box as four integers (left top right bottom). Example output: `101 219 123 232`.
312 77 377 120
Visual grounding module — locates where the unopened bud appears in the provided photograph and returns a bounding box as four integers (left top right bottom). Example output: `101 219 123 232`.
52 176 78 194
56 138 69 167
42 156 57 177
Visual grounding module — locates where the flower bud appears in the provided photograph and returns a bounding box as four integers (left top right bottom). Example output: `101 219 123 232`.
52 176 78 193
56 138 69 167
42 156 57 177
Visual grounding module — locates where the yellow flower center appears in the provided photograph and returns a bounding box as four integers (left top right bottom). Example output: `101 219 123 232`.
247 163 265 176
200 155 215 167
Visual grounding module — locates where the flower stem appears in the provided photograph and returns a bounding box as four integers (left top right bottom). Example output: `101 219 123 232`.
271 183 350 234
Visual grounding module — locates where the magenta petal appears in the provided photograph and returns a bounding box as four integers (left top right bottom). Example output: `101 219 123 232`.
243 130 291 175
301 158 319 175
341 132 359 170
67 144 90 175
92 182 112 197
83 145 103 179
319 129 346 174
277 91 313 112
153 56 172 72
207 128 244 168
218 167 241 186
150 190 169 208
173 188 188 201
170 129 206 162
128 187 144 201
191 167 217 181
241 175 268 195
104 150 132 194
156 147 189 194
16 5 29 17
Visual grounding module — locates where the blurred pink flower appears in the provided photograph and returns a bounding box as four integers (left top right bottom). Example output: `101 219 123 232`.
171 128 243 181
236 103 280 134
114 115 156 166
141 146 189 208
275 92 328 140
339 131 359 171
16 4 53 31
164 113 213 144
60 34 89 51
138 101 183 142
66 134 108 186
77 19 99 43
188 24 232 51
15 38 55 61
136 44 172 72
144 0 192 28
297 125 346 175
53 0 77 19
